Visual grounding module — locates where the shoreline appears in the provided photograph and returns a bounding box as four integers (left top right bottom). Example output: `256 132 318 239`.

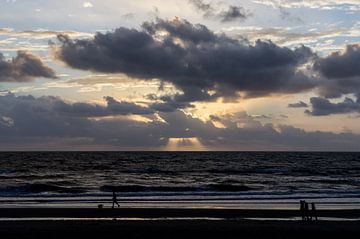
1 207 360 219
2 196 360 211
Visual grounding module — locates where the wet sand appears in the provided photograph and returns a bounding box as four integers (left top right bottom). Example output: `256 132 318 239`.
1 208 360 239
1 207 360 219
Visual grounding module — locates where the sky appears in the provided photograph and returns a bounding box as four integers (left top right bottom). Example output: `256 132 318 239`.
1 0 360 151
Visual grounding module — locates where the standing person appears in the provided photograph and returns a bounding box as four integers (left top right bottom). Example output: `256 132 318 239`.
311 202 318 221
304 201 310 221
300 200 306 221
112 191 120 208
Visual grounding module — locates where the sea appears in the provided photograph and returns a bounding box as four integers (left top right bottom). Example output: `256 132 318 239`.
1 152 360 209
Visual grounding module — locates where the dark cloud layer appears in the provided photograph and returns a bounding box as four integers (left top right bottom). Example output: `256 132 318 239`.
56 18 316 105
0 51 55 82
54 96 154 117
189 0 249 22
306 97 360 116
1 94 360 151
0 94 153 119
288 101 308 108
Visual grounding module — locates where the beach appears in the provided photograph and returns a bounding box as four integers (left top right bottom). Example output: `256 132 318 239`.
1 208 360 239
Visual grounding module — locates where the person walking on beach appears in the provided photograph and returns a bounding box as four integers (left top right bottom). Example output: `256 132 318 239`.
300 200 312 221
304 201 310 220
311 202 318 221
300 200 306 221
112 191 120 209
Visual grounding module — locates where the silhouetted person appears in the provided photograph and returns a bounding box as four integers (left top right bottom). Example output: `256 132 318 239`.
300 200 306 221
112 191 120 208
304 201 310 221
311 202 318 221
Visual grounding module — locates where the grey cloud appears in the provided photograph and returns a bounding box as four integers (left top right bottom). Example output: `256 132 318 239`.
314 44 360 99
254 0 360 11
218 6 249 23
1 94 360 151
0 116 14 127
303 44 360 115
150 101 194 113
55 18 316 104
306 97 360 116
189 0 212 13
121 13 135 20
210 111 264 129
0 94 158 141
54 96 154 117
226 26 352 47
0 51 56 82
288 101 308 108
189 0 249 22
315 44 360 80
147 93 196 112
252 114 272 119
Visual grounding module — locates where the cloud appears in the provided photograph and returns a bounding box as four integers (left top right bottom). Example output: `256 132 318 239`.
55 18 316 104
288 101 308 108
189 0 212 13
83 2 94 8
0 51 55 82
0 93 163 149
0 116 14 127
222 26 359 49
149 98 195 112
278 43 360 116
210 111 264 129
217 5 249 23
189 0 250 22
311 44 360 113
306 97 360 116
2 93 360 150
254 0 360 11
315 44 360 80
0 28 92 39
0 94 154 118
54 96 154 117
121 13 135 20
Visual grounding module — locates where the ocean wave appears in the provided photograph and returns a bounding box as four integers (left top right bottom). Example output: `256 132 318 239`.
117 168 178 175
207 168 290 175
0 184 87 195
0 168 16 174
100 184 253 193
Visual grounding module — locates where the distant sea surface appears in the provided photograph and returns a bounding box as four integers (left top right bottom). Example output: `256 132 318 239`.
1 152 360 209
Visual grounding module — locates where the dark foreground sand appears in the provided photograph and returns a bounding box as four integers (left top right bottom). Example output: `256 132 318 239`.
2 220 360 239
1 208 360 239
